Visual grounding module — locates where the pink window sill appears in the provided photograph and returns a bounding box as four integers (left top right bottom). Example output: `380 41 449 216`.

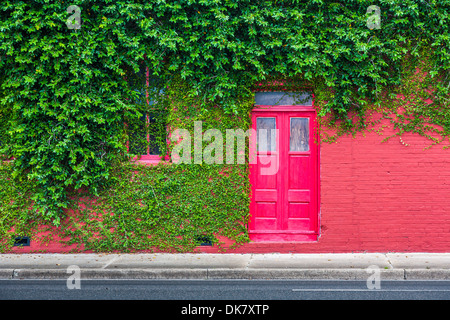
131 155 170 166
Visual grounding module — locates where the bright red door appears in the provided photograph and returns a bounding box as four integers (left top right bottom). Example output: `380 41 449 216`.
249 107 319 241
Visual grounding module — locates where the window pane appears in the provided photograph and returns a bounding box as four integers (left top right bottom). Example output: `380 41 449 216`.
129 114 148 155
148 114 161 155
290 118 309 151
257 117 276 152
129 114 162 156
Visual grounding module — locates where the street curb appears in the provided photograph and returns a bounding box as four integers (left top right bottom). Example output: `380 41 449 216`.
207 268 405 280
4 268 450 280
9 269 208 280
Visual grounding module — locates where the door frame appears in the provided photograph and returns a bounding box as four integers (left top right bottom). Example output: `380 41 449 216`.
249 103 320 242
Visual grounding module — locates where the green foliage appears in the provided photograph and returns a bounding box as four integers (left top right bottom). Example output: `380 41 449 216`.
0 85 254 252
0 0 147 221
59 163 250 252
0 1 449 250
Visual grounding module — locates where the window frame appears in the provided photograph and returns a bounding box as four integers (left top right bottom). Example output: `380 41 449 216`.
127 65 169 165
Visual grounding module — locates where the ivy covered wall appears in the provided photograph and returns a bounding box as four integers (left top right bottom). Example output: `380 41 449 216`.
0 1 449 252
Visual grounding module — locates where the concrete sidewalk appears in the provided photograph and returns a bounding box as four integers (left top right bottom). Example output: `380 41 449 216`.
1 253 450 280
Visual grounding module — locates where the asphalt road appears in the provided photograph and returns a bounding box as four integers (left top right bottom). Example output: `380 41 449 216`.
2 279 449 318
1 279 450 301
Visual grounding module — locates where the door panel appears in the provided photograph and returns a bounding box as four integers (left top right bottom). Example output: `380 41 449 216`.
287 190 310 202
288 156 311 189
